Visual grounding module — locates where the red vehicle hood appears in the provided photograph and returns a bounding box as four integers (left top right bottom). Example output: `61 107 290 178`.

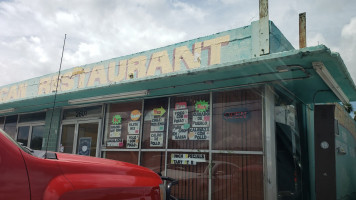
55 153 162 188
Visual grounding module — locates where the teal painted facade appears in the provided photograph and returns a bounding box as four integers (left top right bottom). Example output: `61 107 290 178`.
334 104 356 200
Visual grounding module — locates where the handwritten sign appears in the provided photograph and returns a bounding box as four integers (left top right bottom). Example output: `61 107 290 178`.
173 109 188 124
109 125 122 137
171 154 206 165
127 135 139 149
128 121 140 134
107 138 124 147
151 117 165 132
172 125 188 140
188 127 209 140
150 132 164 147
192 111 210 127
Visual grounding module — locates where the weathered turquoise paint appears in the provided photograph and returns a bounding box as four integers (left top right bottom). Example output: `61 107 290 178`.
335 125 356 200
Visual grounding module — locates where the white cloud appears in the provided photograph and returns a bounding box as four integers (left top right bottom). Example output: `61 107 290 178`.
340 17 356 82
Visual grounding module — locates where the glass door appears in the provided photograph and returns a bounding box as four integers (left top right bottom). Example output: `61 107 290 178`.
77 122 99 157
60 120 101 157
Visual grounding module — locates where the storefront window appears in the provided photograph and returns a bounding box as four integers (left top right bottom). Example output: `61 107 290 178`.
141 98 168 149
4 115 18 139
0 117 4 130
167 152 209 200
103 101 142 164
212 88 262 151
212 154 263 199
168 94 210 149
140 152 166 175
17 126 30 146
105 151 139 165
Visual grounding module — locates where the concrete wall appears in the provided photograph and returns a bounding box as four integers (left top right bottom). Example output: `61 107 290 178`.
334 104 356 200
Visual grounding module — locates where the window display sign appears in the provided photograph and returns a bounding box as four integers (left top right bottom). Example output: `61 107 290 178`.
175 102 187 110
150 132 164 147
130 110 141 121
109 125 122 137
153 107 166 117
78 137 91 156
128 121 140 134
195 100 209 112
112 115 122 124
192 111 210 127
171 153 206 165
107 138 124 147
188 127 209 140
127 135 139 148
222 108 250 123
172 125 188 140
151 117 165 132
173 109 188 124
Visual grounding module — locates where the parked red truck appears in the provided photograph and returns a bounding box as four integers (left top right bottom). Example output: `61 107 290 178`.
0 129 175 200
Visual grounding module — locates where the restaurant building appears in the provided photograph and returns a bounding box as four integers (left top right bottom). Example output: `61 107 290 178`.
0 8 355 200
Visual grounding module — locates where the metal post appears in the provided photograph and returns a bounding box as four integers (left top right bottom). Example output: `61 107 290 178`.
299 12 307 49
263 85 277 200
259 0 270 55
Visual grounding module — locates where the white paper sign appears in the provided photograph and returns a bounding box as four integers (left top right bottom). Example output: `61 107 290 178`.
128 121 140 134
107 138 124 147
188 127 209 140
173 109 188 124
150 132 164 147
192 112 210 127
110 125 122 137
172 125 188 140
151 117 165 132
171 154 206 165
126 135 139 148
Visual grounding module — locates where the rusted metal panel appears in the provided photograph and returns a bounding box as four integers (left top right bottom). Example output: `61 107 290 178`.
299 12 306 49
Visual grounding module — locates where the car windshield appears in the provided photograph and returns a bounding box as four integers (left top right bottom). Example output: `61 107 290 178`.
0 128 33 155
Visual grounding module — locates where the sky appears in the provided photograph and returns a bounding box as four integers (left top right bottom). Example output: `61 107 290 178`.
0 0 356 108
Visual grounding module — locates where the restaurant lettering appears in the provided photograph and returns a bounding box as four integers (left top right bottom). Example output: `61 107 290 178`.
0 35 230 103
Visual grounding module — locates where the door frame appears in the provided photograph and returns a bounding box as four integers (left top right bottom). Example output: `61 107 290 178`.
59 118 102 157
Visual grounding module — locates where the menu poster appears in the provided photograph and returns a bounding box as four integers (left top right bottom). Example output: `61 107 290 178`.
127 135 139 148
107 138 124 147
188 127 209 140
150 132 164 147
109 125 122 137
173 109 188 124
192 111 210 127
128 121 140 134
172 125 188 140
151 117 165 132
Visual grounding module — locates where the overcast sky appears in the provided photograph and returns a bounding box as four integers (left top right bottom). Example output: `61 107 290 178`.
1 0 355 89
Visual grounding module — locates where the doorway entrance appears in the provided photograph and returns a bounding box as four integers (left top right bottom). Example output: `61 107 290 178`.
60 120 101 157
